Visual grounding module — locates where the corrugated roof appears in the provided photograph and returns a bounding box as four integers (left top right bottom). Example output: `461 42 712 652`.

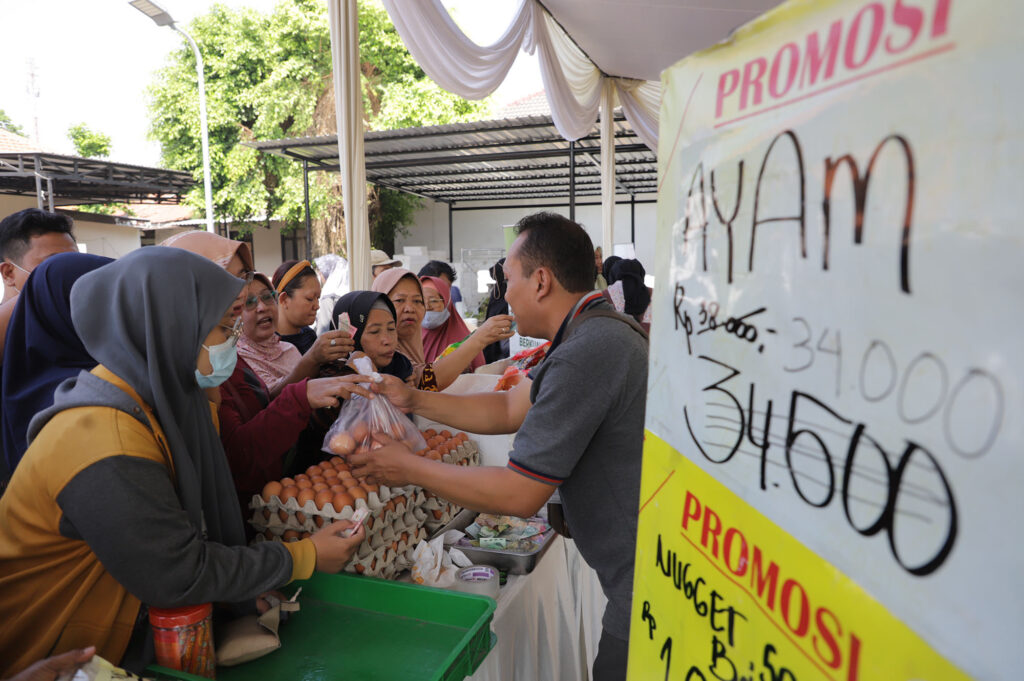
0 152 193 205
245 112 656 203
496 91 550 119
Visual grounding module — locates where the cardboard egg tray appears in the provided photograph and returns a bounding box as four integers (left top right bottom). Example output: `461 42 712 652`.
250 432 478 578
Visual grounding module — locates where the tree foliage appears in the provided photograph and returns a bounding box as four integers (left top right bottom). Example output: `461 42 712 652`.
147 0 489 254
67 123 112 158
0 110 25 136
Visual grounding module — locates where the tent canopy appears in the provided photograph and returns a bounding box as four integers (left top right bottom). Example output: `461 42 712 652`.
540 0 782 81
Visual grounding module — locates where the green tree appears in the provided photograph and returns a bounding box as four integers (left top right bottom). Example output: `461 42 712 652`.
0 110 25 136
147 0 489 255
67 123 112 158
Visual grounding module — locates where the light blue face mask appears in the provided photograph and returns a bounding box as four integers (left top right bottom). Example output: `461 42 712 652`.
422 308 450 330
195 337 238 388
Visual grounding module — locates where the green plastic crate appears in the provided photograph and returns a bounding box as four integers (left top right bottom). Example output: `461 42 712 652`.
148 572 496 681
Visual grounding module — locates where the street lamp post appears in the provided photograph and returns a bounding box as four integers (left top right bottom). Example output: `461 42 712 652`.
130 0 215 233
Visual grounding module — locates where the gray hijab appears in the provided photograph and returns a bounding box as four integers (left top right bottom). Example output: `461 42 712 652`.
68 247 246 545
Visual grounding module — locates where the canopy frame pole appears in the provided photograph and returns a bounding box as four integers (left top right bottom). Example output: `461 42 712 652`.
303 159 313 260
448 201 454 262
631 193 636 246
569 140 576 220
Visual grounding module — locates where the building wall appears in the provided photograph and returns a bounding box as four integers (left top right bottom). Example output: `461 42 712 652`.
393 192 658 315
395 193 659 270
0 196 140 259
71 219 141 259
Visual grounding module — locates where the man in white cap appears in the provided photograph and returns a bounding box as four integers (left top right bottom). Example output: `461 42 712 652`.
370 249 401 279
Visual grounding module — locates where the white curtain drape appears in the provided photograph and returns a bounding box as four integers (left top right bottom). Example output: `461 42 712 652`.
328 0 371 290
379 0 662 255
380 0 661 149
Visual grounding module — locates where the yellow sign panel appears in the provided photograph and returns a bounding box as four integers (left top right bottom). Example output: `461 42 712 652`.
628 432 969 681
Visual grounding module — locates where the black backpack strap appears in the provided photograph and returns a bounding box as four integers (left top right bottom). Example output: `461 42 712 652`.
565 308 649 343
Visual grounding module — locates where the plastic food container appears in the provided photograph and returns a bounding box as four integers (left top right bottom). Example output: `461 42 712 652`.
149 603 216 679
148 573 495 681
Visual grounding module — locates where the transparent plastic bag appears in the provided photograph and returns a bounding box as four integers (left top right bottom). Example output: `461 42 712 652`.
322 355 427 457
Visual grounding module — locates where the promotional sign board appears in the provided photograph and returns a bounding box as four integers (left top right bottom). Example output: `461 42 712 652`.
630 1 1022 679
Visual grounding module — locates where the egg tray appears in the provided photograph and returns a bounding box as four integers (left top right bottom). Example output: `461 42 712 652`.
248 488 427 534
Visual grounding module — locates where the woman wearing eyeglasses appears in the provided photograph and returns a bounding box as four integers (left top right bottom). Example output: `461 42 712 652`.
218 273 371 508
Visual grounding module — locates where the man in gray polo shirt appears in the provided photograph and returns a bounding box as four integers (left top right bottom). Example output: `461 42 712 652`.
350 212 648 681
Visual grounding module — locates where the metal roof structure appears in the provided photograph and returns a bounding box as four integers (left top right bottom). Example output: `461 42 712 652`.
0 152 194 209
245 112 657 204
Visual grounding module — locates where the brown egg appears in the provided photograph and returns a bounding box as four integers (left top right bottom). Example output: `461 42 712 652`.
296 479 313 490
363 482 379 494
323 468 339 479
297 488 316 507
355 564 365 574
384 500 396 513
278 509 289 522
283 530 299 542
314 515 326 528
264 530 275 540
336 461 351 473
332 492 355 510
261 481 283 502
437 443 449 455
300 531 311 540
427 450 442 461
338 470 354 481
330 483 347 493
349 487 367 501
415 449 428 457
329 456 345 467
315 489 334 510
294 474 309 482
296 511 306 524
351 422 370 443
279 486 299 503
262 508 272 521
280 477 295 487
307 465 323 477
353 445 371 457
432 509 443 520
423 428 437 439
330 433 356 456
310 475 326 485
439 429 452 440
313 484 329 494
344 478 361 490
391 540 399 552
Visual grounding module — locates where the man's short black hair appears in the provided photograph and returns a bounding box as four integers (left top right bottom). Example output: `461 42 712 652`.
0 208 75 263
513 212 596 293
418 260 457 283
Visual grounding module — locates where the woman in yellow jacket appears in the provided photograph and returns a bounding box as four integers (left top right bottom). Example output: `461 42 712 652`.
0 247 367 676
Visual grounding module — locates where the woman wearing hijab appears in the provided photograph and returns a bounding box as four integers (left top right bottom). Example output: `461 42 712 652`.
0 248 364 676
604 258 653 332
1 252 112 476
163 234 352 397
220 273 370 502
371 269 514 389
420 275 484 370
602 255 623 286
330 291 415 382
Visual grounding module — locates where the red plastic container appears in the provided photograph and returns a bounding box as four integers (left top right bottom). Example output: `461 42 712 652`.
149 603 216 679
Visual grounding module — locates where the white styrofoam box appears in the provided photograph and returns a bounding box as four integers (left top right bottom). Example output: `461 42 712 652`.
413 372 515 468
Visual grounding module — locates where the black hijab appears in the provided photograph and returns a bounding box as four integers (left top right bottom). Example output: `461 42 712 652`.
610 259 651 318
69 247 247 545
332 291 412 381
2 253 112 472
602 255 623 285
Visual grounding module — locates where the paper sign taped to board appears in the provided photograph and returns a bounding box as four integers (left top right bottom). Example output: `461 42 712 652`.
630 0 1024 679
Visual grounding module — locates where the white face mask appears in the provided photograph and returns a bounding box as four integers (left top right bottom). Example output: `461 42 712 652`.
195 338 238 388
422 308 450 330
4 260 31 293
